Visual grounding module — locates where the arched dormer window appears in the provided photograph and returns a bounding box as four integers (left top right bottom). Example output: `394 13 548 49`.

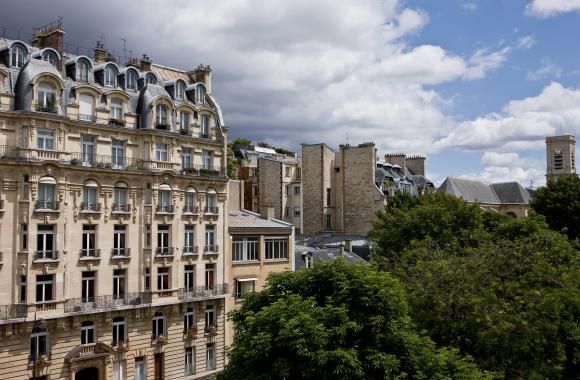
77 59 90 82
145 73 157 85
126 69 138 91
104 65 118 87
42 50 59 67
155 104 169 129
175 80 185 100
195 84 205 105
11 44 26 68
110 98 124 122
37 81 57 113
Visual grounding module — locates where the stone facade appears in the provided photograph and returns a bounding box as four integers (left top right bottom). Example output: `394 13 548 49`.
546 135 576 181
0 28 229 380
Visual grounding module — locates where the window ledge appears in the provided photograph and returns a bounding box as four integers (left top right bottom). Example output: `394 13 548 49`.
264 259 289 263
232 260 260 265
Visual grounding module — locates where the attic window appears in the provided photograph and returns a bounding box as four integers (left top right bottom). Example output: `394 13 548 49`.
77 59 90 82
195 84 205 105
11 45 26 68
176 81 185 100
126 70 138 90
145 73 157 85
42 51 58 67
104 65 118 87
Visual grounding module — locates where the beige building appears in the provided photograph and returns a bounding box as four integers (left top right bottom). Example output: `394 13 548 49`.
546 135 576 181
0 23 229 380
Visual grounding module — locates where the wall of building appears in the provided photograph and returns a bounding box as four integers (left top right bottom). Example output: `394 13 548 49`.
302 144 334 236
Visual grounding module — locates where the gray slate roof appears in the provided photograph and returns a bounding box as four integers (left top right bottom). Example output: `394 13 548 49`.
490 182 531 204
294 245 367 271
229 209 293 230
439 177 531 205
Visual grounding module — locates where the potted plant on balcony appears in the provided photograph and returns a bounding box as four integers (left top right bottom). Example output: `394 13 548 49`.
70 158 80 166
184 166 198 175
186 327 197 339
37 354 48 366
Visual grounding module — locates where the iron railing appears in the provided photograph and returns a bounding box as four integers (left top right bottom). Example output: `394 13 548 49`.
203 245 219 253
79 249 100 259
109 118 126 127
35 200 59 211
0 304 27 320
204 207 219 214
78 114 97 123
155 247 175 256
182 205 198 213
183 246 199 254
63 292 152 313
33 250 59 261
69 153 145 171
156 204 174 213
112 203 131 212
0 145 20 159
181 164 224 177
111 248 130 258
35 105 58 114
80 202 101 212
177 284 229 301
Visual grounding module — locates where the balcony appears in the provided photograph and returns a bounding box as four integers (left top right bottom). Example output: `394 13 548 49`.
35 200 59 211
155 122 170 130
203 245 219 255
156 204 174 214
80 202 101 212
181 164 224 178
33 250 59 262
0 145 21 160
35 104 58 114
179 128 191 136
177 284 229 301
78 114 97 123
155 247 175 257
204 323 218 335
152 334 168 345
63 292 152 313
182 246 199 255
112 203 131 213
0 304 27 320
182 205 198 214
79 249 101 260
204 206 219 214
109 118 126 127
69 153 145 171
111 248 130 258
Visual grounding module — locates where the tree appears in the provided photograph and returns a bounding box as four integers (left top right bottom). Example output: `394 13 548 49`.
531 175 580 242
231 138 253 146
221 261 491 380
369 192 580 379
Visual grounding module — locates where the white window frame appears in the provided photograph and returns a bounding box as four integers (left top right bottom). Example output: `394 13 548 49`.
112 317 126 346
156 104 168 126
110 98 124 119
37 129 55 150
134 358 146 380
155 143 168 162
38 81 56 109
36 274 54 302
157 267 170 291
235 278 256 300
12 46 25 68
80 321 95 345
152 312 165 339
104 65 117 87
113 225 127 255
113 359 126 380
184 225 195 253
112 140 125 167
113 269 126 298
232 237 259 262
77 59 89 82
265 238 289 260
184 265 195 291
206 343 216 371
185 347 195 375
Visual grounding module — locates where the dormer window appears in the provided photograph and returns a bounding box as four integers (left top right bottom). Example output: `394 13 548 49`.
77 59 90 82
42 51 58 67
11 45 26 68
104 65 117 87
110 98 124 124
145 73 157 85
37 82 57 113
155 104 169 129
195 85 205 105
176 81 185 100
126 69 138 91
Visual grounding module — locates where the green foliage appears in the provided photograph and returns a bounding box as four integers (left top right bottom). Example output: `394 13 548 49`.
274 146 295 156
232 138 253 146
220 261 491 380
531 175 580 242
369 192 580 379
226 146 238 179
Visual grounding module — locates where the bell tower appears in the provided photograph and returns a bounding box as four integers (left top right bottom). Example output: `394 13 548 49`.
546 135 576 181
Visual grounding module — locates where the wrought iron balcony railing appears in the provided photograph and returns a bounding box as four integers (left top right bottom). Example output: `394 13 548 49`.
204 206 219 214
33 250 59 262
69 153 145 171
155 247 175 256
63 292 152 313
35 105 58 114
111 248 130 258
109 118 126 127
181 164 224 177
203 245 219 253
177 284 228 301
182 205 198 214
80 202 101 212
35 200 59 211
79 249 101 259
156 204 174 213
112 203 131 213
183 246 199 254
0 145 21 159
0 304 27 320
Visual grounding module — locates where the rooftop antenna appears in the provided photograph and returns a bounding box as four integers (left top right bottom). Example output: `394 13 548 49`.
346 131 349 145
121 38 127 64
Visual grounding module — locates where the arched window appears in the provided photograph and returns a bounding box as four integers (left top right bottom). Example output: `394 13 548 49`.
37 176 57 210
82 180 99 212
176 81 185 100
110 98 124 121
11 45 26 68
205 189 217 214
157 184 172 213
155 104 168 128
42 51 58 67
145 73 157 85
184 187 197 213
104 65 117 87
37 81 57 112
152 312 165 339
126 69 138 90
195 84 205 104
77 59 90 82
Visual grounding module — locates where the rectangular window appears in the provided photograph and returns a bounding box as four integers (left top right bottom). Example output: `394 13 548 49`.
158 190 171 209
180 112 190 132
205 305 215 329
36 274 54 302
185 347 195 375
81 321 95 345
111 99 123 120
82 225 97 257
37 129 54 150
181 147 192 169
294 207 300 217
184 265 195 291
135 357 147 380
113 360 126 380
294 185 300 195
184 307 195 331
205 264 215 290
145 224 151 248
152 313 165 339
285 167 290 177
30 330 48 360
202 150 213 169
155 143 168 162
36 224 55 259
184 192 197 213
112 140 125 168
201 115 209 137
326 188 331 206
184 225 196 253
19 275 26 303
285 207 289 217
112 317 126 347
206 343 216 371
205 225 215 250
285 185 289 196
157 267 170 290
81 271 96 301
113 269 126 299
235 279 255 300
21 223 28 250
232 237 259 262
113 225 127 256
82 135 95 163
265 238 288 260
326 214 332 230
296 167 302 179
144 268 151 291
157 224 170 253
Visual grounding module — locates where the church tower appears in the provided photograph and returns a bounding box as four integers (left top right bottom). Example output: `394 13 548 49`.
546 135 576 181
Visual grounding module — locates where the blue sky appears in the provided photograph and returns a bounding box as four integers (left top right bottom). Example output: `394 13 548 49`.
2 0 580 186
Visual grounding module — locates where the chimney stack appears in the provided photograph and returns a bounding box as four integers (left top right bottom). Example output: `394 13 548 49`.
140 54 152 72
259 203 275 220
188 64 212 92
93 41 109 63
31 19 65 68
344 239 352 252
384 153 406 171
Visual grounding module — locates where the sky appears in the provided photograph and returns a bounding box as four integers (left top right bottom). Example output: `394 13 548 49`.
2 0 580 186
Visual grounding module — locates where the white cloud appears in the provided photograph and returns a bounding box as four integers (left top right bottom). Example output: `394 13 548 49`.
516 34 536 49
463 46 511 80
460 152 545 186
462 2 478 11
526 0 580 17
526 59 563 80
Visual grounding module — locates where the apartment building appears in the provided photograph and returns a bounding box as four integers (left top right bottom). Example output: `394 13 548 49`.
0 23 228 380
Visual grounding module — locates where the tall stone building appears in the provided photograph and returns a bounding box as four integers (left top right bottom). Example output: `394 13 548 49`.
0 22 229 380
546 135 576 181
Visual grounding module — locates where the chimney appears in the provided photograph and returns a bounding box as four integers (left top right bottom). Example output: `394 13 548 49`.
93 41 109 63
140 54 152 72
31 19 65 56
405 155 426 176
259 203 275 220
188 64 212 92
338 242 345 257
384 153 406 171
344 239 352 252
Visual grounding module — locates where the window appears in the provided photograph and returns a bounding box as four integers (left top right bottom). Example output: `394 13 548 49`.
158 188 172 211
152 312 165 339
294 207 300 217
296 167 302 179
157 267 170 290
285 185 289 196
112 140 125 168
21 223 28 251
326 214 332 230
185 347 195 375
37 81 56 111
232 237 258 262
206 343 216 371
82 225 97 257
81 271 96 302
204 225 215 251
205 305 215 329
104 65 117 87
156 143 168 161
184 190 196 213
77 59 90 82
205 264 215 290
176 81 185 100
113 225 127 256
113 269 126 298
235 279 255 300
184 265 195 291
144 268 151 291
36 225 55 259
206 191 217 212
12 45 26 68
285 167 290 177
78 94 95 121
37 181 56 209
157 225 170 253
181 148 192 169
326 188 331 206
36 274 54 302
285 207 289 217
145 183 152 205
30 326 48 362
19 275 27 303
145 73 157 85
113 183 128 212
184 226 196 253
81 321 95 345
265 238 288 260
113 360 126 380
112 317 126 346
145 224 151 248
135 357 146 380
126 70 138 91
111 98 124 120
200 115 209 136
155 104 168 127
554 150 563 170
42 50 58 66
196 85 206 104
37 129 54 150
202 150 212 169
81 135 95 163
82 182 99 211
22 175 29 200
179 111 190 132
294 185 301 195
